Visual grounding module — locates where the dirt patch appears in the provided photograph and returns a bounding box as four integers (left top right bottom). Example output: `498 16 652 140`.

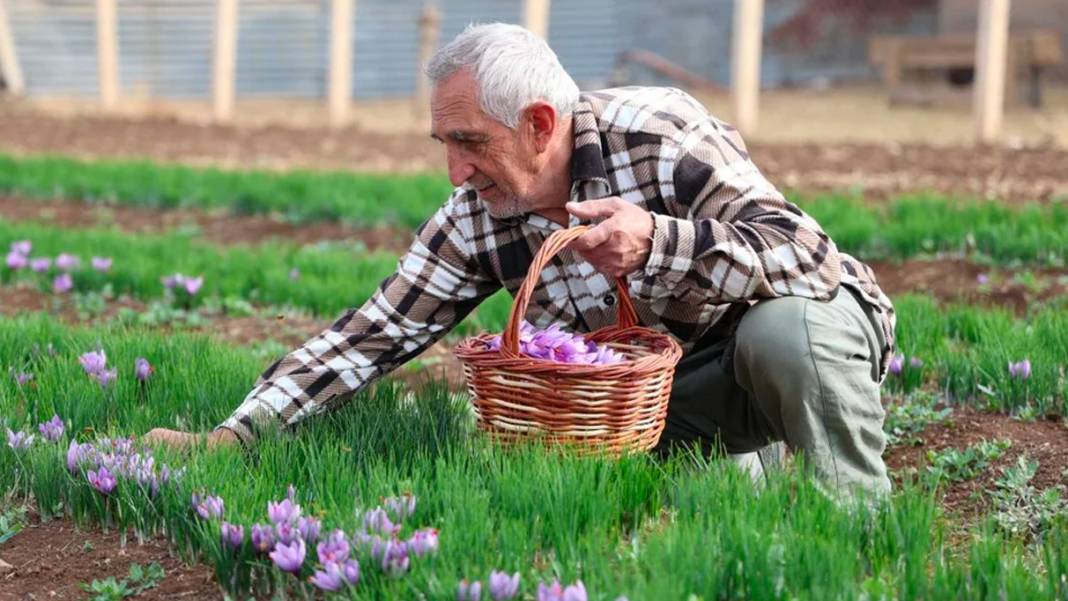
884 404 1068 520
0 196 411 253
2 97 1067 204
0 513 219 600
870 258 1068 315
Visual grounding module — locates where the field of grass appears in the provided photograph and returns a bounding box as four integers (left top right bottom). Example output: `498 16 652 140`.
2 315 1066 600
2 156 1067 599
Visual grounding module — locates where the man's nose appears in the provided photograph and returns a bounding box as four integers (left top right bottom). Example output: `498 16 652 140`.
446 151 475 187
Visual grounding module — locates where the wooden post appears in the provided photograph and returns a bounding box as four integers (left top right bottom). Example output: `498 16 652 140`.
974 0 1011 143
329 0 354 128
0 0 24 95
96 0 119 109
731 0 764 135
522 0 550 39
414 3 440 114
212 0 238 123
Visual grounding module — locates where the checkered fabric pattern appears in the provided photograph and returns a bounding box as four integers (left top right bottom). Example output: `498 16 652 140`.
217 86 896 447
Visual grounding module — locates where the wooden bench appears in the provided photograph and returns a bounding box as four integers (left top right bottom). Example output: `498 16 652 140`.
869 30 1063 107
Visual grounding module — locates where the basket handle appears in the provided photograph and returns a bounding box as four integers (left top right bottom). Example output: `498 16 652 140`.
500 225 640 357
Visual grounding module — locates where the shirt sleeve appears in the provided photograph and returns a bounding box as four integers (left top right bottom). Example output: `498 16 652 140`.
215 192 500 447
632 121 841 306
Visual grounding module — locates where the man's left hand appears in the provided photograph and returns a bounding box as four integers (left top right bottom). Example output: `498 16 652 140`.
565 198 655 278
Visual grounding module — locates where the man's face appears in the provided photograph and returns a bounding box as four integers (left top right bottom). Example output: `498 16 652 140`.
430 70 542 219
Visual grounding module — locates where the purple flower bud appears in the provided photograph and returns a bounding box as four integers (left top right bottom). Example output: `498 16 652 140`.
371 538 410 577
977 273 990 285
10 240 31 256
458 579 483 601
184 276 203 296
1009 359 1032 380
52 273 73 294
79 350 108 376
14 372 32 386
309 561 344 592
267 497 301 526
888 354 904 376
135 357 153 382
405 528 439 557
38 414 65 442
55 253 79 271
488 571 521 601
94 367 118 388
90 256 112 272
341 559 360 585
362 507 397 537
288 268 300 281
67 438 87 472
384 493 417 522
297 516 321 544
30 257 51 273
251 523 275 554
194 494 225 520
909 357 924 369
87 466 117 495
317 530 351 563
6 428 34 451
5 251 27 270
221 522 244 550
269 538 306 574
162 274 184 290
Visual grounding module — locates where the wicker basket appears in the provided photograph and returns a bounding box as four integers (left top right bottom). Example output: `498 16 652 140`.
454 225 683 455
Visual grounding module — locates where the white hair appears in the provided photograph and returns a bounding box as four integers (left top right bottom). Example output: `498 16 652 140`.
425 22 580 129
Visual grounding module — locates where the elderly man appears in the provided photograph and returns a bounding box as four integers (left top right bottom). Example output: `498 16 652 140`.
147 23 896 495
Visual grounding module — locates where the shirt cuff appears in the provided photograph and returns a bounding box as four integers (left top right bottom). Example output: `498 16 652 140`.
214 418 255 451
642 213 696 289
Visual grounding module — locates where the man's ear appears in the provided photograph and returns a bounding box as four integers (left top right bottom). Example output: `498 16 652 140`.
524 101 557 152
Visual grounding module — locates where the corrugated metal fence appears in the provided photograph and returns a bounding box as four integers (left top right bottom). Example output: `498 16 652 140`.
3 0 933 99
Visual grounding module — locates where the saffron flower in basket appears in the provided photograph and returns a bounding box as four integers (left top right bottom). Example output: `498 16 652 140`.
483 321 625 365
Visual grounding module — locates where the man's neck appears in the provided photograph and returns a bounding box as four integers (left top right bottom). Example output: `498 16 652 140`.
534 117 576 227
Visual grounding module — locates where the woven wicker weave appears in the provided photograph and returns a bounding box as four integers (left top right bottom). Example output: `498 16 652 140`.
454 225 683 454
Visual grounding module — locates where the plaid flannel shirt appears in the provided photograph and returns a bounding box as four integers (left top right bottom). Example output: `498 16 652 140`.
217 86 896 446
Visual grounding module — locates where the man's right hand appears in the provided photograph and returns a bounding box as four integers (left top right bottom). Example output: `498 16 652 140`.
143 427 239 451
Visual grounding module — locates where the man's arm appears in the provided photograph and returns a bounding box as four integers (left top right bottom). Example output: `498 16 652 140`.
633 122 841 306
147 193 498 449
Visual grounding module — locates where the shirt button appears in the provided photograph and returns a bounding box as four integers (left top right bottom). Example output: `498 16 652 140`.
603 293 615 306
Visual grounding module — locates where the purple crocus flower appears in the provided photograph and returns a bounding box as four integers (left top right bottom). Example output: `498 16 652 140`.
5 251 27 270
384 493 417 522
309 559 359 591
14 372 32 386
269 538 306 574
30 257 51 273
909 357 924 369
78 348 107 375
251 523 275 554
268 497 301 525
488 571 521 601
90 257 112 272
288 268 300 281
977 273 990 285
405 528 439 557
183 276 203 296
10 240 31 256
6 428 34 451
162 274 185 290
67 439 87 472
371 538 410 577
38 414 65 442
362 507 397 537
55 253 79 271
220 522 244 550
458 579 483 601
275 520 300 546
135 357 152 382
297 516 321 544
888 354 904 376
94 368 118 388
87 466 117 495
52 273 73 294
317 530 351 564
537 580 587 601
193 494 225 520
1008 359 1032 380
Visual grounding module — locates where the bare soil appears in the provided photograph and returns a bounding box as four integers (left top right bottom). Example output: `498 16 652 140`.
0 513 219 600
0 195 411 252
884 404 1068 520
2 96 1067 204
